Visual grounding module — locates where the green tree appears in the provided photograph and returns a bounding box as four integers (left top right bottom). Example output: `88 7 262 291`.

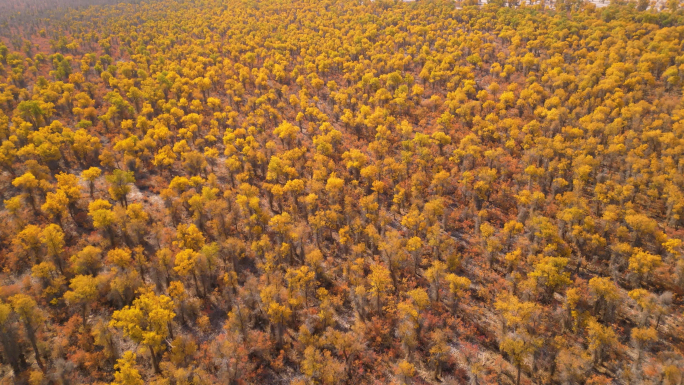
106 169 135 207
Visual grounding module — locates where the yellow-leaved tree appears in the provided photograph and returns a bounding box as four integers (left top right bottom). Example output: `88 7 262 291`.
110 290 175 373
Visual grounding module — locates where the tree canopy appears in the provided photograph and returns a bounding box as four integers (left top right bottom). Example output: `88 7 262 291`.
0 0 683 383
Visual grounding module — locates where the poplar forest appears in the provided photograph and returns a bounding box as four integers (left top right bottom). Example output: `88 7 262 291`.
2 0 684 383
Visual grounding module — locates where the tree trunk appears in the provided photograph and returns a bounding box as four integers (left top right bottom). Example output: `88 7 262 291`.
0 329 24 375
107 226 116 247
149 345 161 374
24 322 45 372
